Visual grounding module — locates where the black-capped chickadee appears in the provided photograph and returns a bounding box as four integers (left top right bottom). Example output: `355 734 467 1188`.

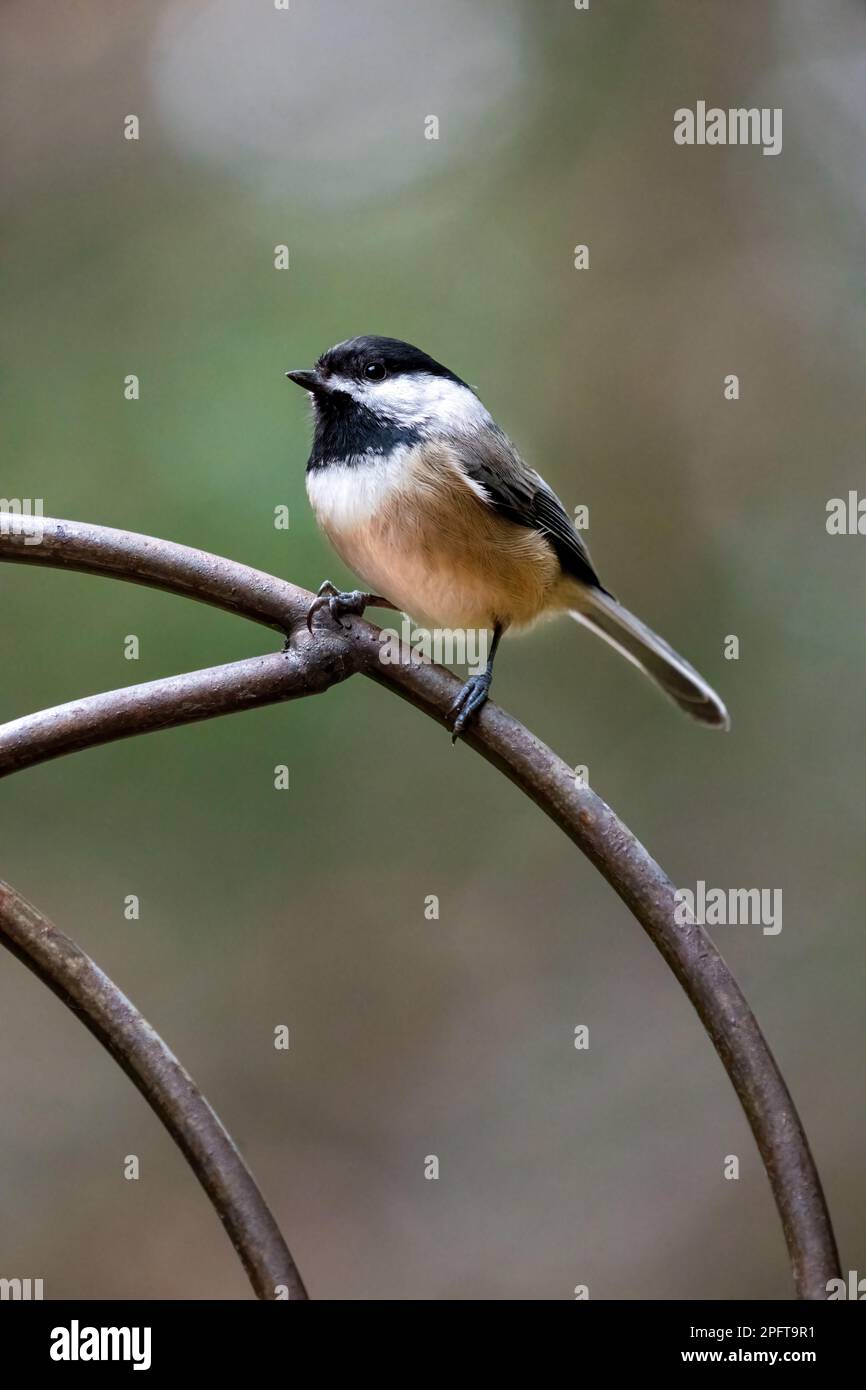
287 336 729 738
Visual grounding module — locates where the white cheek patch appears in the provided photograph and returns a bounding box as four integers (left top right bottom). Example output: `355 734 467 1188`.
325 372 492 432
322 373 362 399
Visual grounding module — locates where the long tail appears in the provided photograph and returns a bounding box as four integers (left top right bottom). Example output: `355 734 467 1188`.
570 589 730 730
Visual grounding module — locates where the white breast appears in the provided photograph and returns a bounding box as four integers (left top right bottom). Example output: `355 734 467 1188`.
306 450 407 534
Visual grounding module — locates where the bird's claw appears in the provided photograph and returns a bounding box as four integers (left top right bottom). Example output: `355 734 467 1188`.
448 672 492 743
305 581 385 633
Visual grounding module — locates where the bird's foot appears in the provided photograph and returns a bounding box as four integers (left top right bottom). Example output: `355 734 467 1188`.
448 670 492 743
305 580 391 632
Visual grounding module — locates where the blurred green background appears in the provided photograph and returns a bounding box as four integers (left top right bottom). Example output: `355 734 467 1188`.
2 0 864 1299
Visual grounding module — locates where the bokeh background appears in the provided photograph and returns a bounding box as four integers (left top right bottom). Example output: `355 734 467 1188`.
2 0 864 1299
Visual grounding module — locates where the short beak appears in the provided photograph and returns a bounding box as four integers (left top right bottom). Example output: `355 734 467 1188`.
285 368 323 393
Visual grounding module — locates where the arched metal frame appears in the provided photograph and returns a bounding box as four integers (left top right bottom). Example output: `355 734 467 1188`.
0 515 841 1299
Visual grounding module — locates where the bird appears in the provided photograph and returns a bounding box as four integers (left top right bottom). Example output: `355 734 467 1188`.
286 335 729 739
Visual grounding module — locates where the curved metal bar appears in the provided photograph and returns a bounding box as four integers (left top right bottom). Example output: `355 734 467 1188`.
0 514 841 1297
0 879 308 1300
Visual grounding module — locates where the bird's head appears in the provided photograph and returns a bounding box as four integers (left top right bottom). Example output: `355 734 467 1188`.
287 336 487 445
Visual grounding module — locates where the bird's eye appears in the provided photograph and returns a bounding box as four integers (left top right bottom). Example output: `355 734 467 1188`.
364 362 387 381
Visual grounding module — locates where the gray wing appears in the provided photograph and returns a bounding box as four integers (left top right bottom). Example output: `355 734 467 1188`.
458 426 606 593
